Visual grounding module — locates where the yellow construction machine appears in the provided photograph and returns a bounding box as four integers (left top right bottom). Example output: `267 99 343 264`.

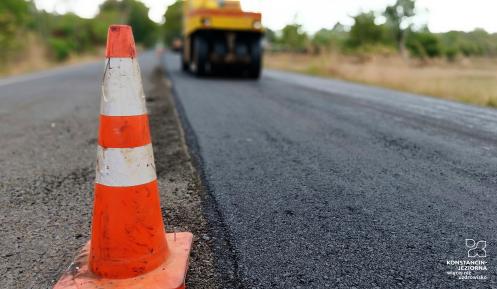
182 0 263 78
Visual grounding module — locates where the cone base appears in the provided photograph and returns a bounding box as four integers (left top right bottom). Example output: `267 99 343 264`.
53 232 193 289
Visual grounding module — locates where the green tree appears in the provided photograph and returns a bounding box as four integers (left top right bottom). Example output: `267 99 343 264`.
347 12 384 48
280 23 308 52
384 0 416 56
311 23 348 52
127 0 158 47
96 0 159 48
312 29 333 48
99 0 128 23
163 0 183 45
264 28 277 43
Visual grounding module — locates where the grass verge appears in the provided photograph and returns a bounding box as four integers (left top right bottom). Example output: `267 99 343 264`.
265 52 497 108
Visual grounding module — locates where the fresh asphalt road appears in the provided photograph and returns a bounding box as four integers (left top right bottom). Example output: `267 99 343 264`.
165 53 497 288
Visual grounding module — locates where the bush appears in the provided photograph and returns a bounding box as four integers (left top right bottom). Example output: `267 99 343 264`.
406 31 442 58
444 47 458 61
48 38 72 61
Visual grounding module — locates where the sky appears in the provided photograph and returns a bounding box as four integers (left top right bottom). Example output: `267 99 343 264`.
33 0 497 34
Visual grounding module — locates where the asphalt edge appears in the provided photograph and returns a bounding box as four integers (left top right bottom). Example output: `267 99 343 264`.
162 55 246 289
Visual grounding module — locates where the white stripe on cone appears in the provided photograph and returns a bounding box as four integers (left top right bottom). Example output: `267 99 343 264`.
101 58 147 116
96 144 156 187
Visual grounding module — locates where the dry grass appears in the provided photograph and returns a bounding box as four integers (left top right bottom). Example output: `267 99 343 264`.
265 52 497 108
0 34 103 77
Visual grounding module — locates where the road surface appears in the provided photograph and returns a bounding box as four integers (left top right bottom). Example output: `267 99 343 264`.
0 58 102 289
165 53 497 288
1 51 496 289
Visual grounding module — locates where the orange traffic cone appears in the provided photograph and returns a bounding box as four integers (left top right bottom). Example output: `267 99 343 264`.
53 25 193 289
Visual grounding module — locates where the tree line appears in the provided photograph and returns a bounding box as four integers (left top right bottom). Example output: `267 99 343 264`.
0 0 160 65
1 0 496 68
267 0 497 60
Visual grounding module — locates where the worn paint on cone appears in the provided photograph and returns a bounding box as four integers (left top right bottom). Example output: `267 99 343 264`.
53 25 192 289
105 25 136 58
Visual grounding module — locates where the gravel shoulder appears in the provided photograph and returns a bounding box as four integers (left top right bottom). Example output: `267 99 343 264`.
147 66 223 289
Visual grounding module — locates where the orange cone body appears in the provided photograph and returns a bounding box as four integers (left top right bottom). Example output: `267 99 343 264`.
90 25 166 278
53 25 192 289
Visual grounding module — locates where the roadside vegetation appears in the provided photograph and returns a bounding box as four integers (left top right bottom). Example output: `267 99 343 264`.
0 0 160 75
264 0 497 108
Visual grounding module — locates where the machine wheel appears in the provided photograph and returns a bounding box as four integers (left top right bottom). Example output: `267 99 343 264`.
248 39 262 79
192 36 209 76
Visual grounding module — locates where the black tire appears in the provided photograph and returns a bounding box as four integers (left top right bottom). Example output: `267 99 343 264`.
192 36 209 76
248 39 262 79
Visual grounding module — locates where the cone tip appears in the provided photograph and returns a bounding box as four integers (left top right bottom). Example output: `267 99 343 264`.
106 25 136 58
